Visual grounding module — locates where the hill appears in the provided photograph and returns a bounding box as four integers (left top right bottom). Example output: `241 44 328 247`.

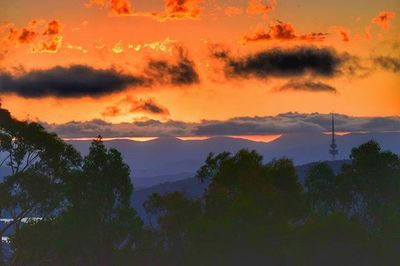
67 132 400 188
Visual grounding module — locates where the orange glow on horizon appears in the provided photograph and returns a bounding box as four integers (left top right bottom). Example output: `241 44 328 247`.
227 135 282 143
177 136 211 141
62 135 284 143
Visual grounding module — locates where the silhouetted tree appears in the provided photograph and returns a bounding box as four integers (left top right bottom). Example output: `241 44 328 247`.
302 141 400 265
2 107 400 265
0 108 80 263
11 138 143 265
143 192 201 265
305 162 339 216
339 141 400 231
186 150 304 265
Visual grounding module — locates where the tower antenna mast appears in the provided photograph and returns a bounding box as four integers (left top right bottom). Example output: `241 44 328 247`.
329 113 338 160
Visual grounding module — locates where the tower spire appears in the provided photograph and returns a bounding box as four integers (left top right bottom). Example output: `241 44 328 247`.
329 113 338 160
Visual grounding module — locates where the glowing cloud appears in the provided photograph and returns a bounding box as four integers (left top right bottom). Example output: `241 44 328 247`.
371 11 396 31
86 0 203 20
331 26 350 42
110 0 133 15
86 0 133 15
4 20 40 44
18 28 38 44
34 20 63 53
154 0 203 21
34 35 63 53
1 19 63 54
243 21 327 42
112 40 124 54
43 20 61 35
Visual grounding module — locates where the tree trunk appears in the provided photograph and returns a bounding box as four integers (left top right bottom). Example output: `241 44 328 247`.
0 234 4 266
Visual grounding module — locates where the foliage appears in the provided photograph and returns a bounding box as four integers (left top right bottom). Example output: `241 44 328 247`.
1 107 399 265
10 139 143 265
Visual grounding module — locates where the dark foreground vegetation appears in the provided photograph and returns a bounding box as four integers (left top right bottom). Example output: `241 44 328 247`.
0 107 399 266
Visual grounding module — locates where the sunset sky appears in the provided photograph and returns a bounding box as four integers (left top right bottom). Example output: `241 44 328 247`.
0 0 399 139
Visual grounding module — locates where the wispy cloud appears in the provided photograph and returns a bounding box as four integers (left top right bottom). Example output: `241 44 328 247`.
331 26 350 42
373 56 400 73
102 96 170 117
246 0 277 14
276 79 337 93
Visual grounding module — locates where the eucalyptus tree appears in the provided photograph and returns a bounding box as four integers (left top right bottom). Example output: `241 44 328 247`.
0 107 81 263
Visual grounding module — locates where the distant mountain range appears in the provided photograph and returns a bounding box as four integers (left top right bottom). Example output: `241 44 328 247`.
1 132 399 223
67 132 400 188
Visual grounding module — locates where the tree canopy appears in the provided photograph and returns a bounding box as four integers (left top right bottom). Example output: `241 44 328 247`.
0 107 399 265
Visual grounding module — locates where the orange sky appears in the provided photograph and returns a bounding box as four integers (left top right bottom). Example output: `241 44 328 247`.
0 0 399 134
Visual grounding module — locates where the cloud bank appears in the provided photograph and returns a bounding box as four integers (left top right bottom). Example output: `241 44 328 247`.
43 113 400 138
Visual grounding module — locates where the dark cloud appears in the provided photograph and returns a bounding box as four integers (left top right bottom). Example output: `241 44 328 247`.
131 99 170 115
373 56 400 73
43 113 400 138
44 119 192 138
102 97 170 117
0 48 199 98
0 65 145 98
212 46 347 79
277 79 337 93
194 118 323 136
145 48 199 85
195 114 400 136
